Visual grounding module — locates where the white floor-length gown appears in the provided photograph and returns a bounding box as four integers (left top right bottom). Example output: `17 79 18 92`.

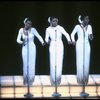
45 25 71 86
71 24 93 85
17 28 44 85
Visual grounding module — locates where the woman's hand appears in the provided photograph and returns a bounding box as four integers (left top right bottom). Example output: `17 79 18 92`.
68 41 72 44
46 40 51 45
42 42 46 46
22 39 27 46
72 41 76 45
89 34 94 40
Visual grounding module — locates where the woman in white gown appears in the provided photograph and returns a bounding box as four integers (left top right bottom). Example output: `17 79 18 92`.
71 15 94 85
45 17 71 86
17 18 45 86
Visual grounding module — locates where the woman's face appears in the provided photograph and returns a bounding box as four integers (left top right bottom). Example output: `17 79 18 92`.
51 18 58 27
24 20 32 30
83 16 89 25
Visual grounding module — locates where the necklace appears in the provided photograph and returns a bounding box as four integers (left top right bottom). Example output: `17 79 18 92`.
23 28 28 36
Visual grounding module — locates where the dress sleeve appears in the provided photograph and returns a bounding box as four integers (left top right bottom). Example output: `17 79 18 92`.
16 29 23 44
61 27 71 42
45 28 50 43
33 28 44 44
71 25 78 42
88 25 92 35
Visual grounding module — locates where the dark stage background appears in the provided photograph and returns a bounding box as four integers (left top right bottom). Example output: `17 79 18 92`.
0 1 100 75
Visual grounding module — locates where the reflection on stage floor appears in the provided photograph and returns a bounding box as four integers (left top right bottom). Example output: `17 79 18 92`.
0 74 100 99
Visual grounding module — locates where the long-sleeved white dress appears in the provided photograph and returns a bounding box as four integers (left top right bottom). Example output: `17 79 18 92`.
45 25 71 86
71 24 93 85
17 27 44 85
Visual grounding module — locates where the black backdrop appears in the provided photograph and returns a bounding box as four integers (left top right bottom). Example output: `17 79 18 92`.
0 1 100 75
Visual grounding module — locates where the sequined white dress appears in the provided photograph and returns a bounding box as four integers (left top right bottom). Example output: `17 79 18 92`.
71 24 93 85
17 28 44 85
45 25 71 85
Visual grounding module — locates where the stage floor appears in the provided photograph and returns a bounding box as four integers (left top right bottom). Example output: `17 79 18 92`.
0 74 100 99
